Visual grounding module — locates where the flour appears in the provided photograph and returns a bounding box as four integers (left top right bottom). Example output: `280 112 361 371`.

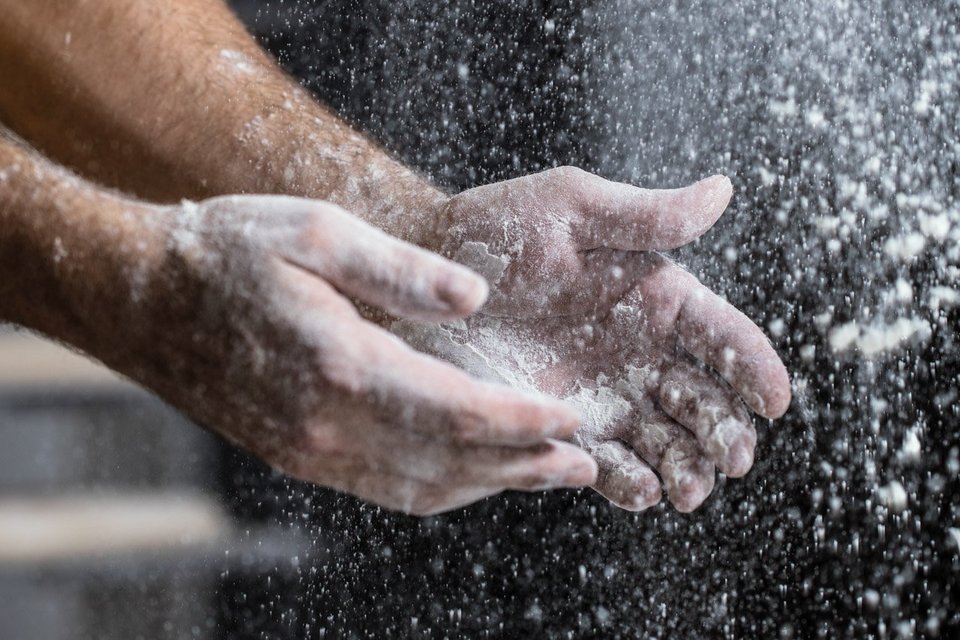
949 528 960 553
219 49 253 74
878 480 908 513
391 318 525 389
565 384 632 444
392 316 661 460
828 316 932 356
452 241 510 286
899 429 921 464
928 286 959 311
169 199 204 256
883 232 926 261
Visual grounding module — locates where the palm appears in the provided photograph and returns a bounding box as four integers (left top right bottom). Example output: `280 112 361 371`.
401 168 791 512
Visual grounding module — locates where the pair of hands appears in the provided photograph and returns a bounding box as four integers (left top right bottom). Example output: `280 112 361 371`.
0 0 789 515
128 167 788 515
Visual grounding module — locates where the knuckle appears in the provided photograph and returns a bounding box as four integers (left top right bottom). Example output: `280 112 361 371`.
546 165 596 206
316 349 369 396
549 165 588 183
299 202 359 251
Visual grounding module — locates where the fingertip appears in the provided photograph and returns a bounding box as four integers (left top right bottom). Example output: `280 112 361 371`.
662 449 716 513
702 174 733 207
688 173 733 233
619 477 663 512
668 477 711 513
651 175 732 250
763 364 793 419
581 457 600 485
747 354 792 419
436 265 489 317
707 417 756 478
519 441 597 490
592 449 662 511
722 438 755 478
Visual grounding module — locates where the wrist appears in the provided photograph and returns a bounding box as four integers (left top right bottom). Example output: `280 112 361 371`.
0 148 167 356
388 183 451 252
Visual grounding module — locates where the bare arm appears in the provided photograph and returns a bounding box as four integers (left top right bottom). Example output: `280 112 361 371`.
0 0 446 247
0 129 146 347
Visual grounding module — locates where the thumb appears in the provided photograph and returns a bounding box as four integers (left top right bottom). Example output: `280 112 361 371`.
575 174 732 251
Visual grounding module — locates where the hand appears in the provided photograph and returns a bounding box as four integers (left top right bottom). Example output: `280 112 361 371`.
398 168 791 512
438 166 734 317
92 195 599 515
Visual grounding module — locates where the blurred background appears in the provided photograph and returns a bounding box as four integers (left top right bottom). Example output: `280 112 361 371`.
2 0 958 638
0 327 306 639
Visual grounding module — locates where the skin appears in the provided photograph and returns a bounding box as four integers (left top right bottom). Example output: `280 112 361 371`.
0 0 791 513
422 168 791 511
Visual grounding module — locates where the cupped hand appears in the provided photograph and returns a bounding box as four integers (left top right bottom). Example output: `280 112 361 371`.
102 195 598 515
398 168 791 512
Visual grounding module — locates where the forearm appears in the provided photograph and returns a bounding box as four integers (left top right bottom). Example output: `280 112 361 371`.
0 130 160 350
0 0 446 248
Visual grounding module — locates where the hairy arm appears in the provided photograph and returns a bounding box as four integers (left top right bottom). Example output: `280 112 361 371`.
0 129 153 348
0 0 446 248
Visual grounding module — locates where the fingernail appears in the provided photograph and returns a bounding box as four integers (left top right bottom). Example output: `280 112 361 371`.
438 268 489 313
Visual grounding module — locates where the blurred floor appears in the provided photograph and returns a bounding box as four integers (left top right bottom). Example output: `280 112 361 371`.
0 331 308 639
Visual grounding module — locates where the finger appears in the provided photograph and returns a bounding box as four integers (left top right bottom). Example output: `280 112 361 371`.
435 375 585 445
677 283 792 418
390 439 597 490
331 471 498 516
378 332 584 444
589 441 662 511
280 197 489 321
404 484 499 516
328 441 596 515
621 412 716 513
338 319 584 446
656 360 757 478
573 173 732 251
487 440 598 490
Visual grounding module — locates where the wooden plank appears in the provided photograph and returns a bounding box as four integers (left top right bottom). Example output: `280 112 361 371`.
0 332 127 390
0 492 232 563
